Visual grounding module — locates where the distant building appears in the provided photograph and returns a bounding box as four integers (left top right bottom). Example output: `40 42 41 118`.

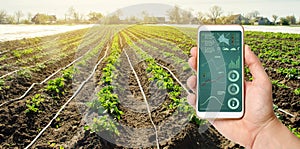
253 17 271 25
227 14 250 25
31 13 57 24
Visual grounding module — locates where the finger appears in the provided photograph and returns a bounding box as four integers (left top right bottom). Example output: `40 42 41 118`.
190 47 197 57
187 93 196 109
188 57 197 71
244 45 270 86
187 75 197 93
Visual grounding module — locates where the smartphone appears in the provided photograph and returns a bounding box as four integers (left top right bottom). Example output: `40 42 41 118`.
196 25 244 119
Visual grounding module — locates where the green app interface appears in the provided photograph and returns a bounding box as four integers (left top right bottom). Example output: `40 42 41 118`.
198 31 242 112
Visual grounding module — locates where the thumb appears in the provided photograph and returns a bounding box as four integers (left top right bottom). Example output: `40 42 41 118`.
244 45 270 87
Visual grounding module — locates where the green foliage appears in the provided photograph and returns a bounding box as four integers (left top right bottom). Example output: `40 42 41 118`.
62 67 77 80
294 88 300 95
55 117 61 128
17 69 32 79
91 86 124 120
25 94 45 113
101 63 116 85
0 55 7 61
34 63 46 72
276 67 299 79
46 77 65 98
90 115 120 136
0 79 4 90
273 104 283 120
48 142 56 147
12 50 22 58
89 35 123 121
271 80 289 89
23 48 34 55
288 126 300 139
83 125 90 131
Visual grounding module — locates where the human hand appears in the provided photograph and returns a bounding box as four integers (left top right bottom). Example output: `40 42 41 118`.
187 45 279 148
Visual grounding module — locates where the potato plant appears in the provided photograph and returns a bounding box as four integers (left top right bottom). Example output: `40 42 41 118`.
45 77 65 99
123 32 200 124
25 94 45 114
88 34 123 136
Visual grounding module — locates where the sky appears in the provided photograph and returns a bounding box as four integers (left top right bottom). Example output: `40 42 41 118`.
0 0 299 21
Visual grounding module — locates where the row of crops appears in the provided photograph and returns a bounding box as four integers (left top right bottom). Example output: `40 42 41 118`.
0 25 299 148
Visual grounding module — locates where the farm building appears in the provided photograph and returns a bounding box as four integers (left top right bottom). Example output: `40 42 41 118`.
253 17 271 25
31 13 57 24
227 14 250 25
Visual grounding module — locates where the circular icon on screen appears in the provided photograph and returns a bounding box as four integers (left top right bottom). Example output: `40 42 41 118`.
228 70 239 82
228 83 239 95
227 98 239 110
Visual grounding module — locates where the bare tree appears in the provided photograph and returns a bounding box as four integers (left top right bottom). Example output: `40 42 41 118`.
246 10 260 20
6 15 15 24
142 10 150 23
197 11 205 23
104 9 122 24
207 5 223 24
272 15 278 24
0 10 7 24
252 10 260 17
67 6 79 22
15 10 24 24
181 9 193 24
26 12 32 24
167 5 181 24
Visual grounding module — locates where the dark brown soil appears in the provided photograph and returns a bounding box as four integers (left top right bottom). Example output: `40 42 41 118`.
0 26 298 149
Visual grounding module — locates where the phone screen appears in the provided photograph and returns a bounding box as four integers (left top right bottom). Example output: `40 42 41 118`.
198 31 243 112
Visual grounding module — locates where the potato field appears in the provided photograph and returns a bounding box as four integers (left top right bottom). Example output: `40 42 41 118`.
0 25 299 148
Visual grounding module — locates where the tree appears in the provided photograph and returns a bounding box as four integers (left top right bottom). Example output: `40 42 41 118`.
167 5 181 24
6 15 15 24
125 16 139 24
88 12 103 22
0 10 7 24
103 9 122 24
67 6 79 23
272 15 278 24
280 17 289 25
286 15 296 25
142 11 150 23
23 12 33 24
15 10 24 24
207 5 223 24
197 11 205 23
218 16 228 24
246 10 260 20
252 10 260 18
181 9 193 24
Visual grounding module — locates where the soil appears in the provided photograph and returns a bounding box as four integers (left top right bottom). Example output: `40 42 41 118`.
0 26 298 149
0 30 107 103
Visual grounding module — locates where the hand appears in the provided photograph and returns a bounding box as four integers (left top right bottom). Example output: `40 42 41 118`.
186 45 297 148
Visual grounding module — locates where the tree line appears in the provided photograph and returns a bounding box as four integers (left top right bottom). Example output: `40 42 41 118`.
0 7 104 24
168 5 299 25
0 5 298 25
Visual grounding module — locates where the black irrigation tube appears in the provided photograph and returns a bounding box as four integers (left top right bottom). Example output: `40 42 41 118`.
25 43 110 149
